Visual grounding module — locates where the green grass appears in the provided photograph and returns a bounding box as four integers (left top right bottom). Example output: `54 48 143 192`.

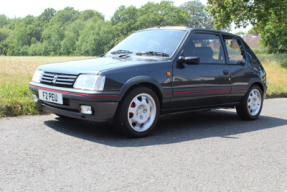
0 55 286 117
0 56 92 117
0 74 42 116
258 54 287 68
257 54 287 97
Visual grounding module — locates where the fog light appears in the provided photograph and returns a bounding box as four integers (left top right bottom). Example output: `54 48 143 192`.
32 94 38 102
80 105 93 115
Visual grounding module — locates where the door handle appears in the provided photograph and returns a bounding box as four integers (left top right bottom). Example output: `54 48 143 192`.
223 69 229 75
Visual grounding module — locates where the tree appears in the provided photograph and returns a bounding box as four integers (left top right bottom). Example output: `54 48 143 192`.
234 31 246 37
0 14 8 28
61 31 77 55
0 27 10 42
206 0 287 52
247 28 255 35
136 1 188 29
206 0 285 30
79 10 104 21
50 7 79 26
5 23 29 55
36 8 56 28
180 0 214 29
29 42 44 56
76 20 105 56
259 12 287 54
42 24 65 55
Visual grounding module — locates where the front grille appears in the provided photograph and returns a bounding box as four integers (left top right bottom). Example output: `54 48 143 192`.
40 72 78 88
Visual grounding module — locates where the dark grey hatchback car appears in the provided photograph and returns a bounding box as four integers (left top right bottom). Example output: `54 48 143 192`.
29 27 267 137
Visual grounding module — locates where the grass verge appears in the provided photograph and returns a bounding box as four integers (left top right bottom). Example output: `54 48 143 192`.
257 54 287 97
0 56 92 117
0 74 42 116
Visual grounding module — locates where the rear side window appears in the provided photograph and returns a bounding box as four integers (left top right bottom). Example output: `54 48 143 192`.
222 35 245 64
183 33 225 64
242 41 260 68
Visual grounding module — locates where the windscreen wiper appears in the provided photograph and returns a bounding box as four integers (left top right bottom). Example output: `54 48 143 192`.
111 50 133 54
136 51 169 57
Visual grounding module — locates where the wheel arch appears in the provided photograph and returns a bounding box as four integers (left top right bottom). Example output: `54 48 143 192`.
248 78 265 93
117 76 163 108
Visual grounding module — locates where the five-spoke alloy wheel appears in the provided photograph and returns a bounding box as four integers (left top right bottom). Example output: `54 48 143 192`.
115 86 160 137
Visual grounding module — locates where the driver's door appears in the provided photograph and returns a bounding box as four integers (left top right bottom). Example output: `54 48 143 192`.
171 32 231 109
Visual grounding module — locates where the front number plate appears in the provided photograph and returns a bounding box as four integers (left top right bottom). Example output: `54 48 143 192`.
39 90 63 104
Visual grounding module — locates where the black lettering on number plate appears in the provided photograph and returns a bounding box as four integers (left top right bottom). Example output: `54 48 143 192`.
55 94 58 102
43 92 48 100
41 91 60 103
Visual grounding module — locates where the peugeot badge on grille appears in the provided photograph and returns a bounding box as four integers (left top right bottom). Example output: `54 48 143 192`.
52 75 59 84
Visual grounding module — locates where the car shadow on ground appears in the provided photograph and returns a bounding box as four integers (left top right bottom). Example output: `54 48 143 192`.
44 109 287 147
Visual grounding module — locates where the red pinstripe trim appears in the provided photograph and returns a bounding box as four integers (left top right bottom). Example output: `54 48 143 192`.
174 89 231 94
29 85 118 97
232 88 248 91
163 92 172 95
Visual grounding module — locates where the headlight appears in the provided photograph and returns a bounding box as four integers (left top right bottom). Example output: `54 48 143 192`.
32 69 43 83
74 74 106 91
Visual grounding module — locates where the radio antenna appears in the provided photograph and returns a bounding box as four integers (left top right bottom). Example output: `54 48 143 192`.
158 21 166 28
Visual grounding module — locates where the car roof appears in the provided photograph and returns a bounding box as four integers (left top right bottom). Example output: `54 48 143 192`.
141 26 238 37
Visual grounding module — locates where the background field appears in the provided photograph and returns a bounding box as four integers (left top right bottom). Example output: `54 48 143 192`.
0 55 286 117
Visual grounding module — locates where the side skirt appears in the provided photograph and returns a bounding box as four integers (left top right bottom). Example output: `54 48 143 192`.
160 102 240 115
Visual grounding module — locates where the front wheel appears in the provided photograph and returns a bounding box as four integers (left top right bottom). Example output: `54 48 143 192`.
236 85 263 120
115 86 160 137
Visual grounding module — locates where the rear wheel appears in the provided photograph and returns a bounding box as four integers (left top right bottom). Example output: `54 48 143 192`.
115 86 160 137
236 85 263 120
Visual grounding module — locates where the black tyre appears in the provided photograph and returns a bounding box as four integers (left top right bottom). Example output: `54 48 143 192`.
115 86 160 137
236 85 263 120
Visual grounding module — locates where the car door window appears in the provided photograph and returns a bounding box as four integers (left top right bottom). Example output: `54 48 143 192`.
242 41 260 68
183 33 225 64
223 35 245 64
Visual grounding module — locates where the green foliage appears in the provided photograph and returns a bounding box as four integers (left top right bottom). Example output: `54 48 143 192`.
257 54 287 97
259 12 287 54
0 14 8 28
234 31 246 36
207 0 287 53
252 48 272 55
247 28 255 34
29 42 44 56
0 1 224 56
180 0 214 29
0 74 43 116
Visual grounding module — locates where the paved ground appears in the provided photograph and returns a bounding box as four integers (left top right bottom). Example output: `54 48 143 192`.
0 98 287 191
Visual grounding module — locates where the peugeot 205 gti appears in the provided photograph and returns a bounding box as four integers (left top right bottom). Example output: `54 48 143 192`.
29 27 267 137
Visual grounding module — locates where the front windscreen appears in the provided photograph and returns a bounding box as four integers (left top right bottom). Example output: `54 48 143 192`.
107 30 186 57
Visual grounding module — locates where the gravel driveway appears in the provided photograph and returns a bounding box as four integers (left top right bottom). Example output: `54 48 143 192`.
1 98 287 191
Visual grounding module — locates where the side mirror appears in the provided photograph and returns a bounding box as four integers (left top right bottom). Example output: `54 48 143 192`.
178 56 200 65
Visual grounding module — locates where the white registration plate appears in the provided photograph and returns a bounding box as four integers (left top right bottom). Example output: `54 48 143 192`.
39 90 63 104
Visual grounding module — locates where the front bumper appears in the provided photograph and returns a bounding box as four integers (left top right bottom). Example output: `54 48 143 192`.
29 82 119 122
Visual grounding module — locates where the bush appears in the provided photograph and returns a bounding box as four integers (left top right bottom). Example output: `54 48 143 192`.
29 42 43 56
252 48 270 55
20 45 29 56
